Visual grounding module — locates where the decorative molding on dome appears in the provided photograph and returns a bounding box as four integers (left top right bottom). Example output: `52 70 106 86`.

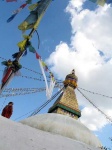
48 103 81 118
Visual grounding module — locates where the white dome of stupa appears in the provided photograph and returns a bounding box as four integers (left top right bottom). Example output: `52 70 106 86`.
0 115 102 150
20 113 102 147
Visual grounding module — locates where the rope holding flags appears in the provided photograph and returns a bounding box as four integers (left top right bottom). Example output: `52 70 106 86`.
6 0 34 22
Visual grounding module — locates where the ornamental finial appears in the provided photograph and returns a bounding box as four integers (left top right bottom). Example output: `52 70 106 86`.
72 69 75 74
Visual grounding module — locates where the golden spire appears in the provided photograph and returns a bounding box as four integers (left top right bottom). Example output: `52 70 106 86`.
48 69 81 119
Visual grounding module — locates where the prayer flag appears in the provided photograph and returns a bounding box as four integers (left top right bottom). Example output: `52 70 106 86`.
17 39 27 51
26 0 32 4
20 3 27 8
39 58 50 99
6 0 17 2
41 61 48 71
7 14 17 23
28 3 38 11
36 52 40 59
28 45 36 53
49 77 55 98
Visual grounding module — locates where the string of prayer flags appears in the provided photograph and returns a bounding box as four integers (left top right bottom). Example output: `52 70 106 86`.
18 0 52 32
7 3 27 22
0 0 53 94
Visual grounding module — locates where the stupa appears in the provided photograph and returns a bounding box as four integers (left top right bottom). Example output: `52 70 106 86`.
20 70 102 148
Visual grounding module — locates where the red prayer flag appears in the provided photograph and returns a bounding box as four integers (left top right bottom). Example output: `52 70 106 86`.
6 0 17 2
36 52 40 59
20 3 27 8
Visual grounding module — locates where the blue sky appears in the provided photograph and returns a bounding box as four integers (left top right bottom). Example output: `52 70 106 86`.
0 0 112 148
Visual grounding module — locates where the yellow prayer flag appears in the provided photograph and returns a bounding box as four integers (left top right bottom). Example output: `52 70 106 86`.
41 61 47 67
17 39 27 51
28 3 38 11
97 0 106 6
18 21 30 31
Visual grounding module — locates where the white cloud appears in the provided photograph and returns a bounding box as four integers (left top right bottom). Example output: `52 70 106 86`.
66 2 112 56
67 0 86 12
46 1 112 131
80 107 107 131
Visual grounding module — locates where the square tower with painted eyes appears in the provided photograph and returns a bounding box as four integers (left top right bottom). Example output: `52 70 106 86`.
48 69 81 119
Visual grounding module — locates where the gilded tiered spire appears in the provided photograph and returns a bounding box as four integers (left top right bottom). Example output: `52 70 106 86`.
48 69 81 119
